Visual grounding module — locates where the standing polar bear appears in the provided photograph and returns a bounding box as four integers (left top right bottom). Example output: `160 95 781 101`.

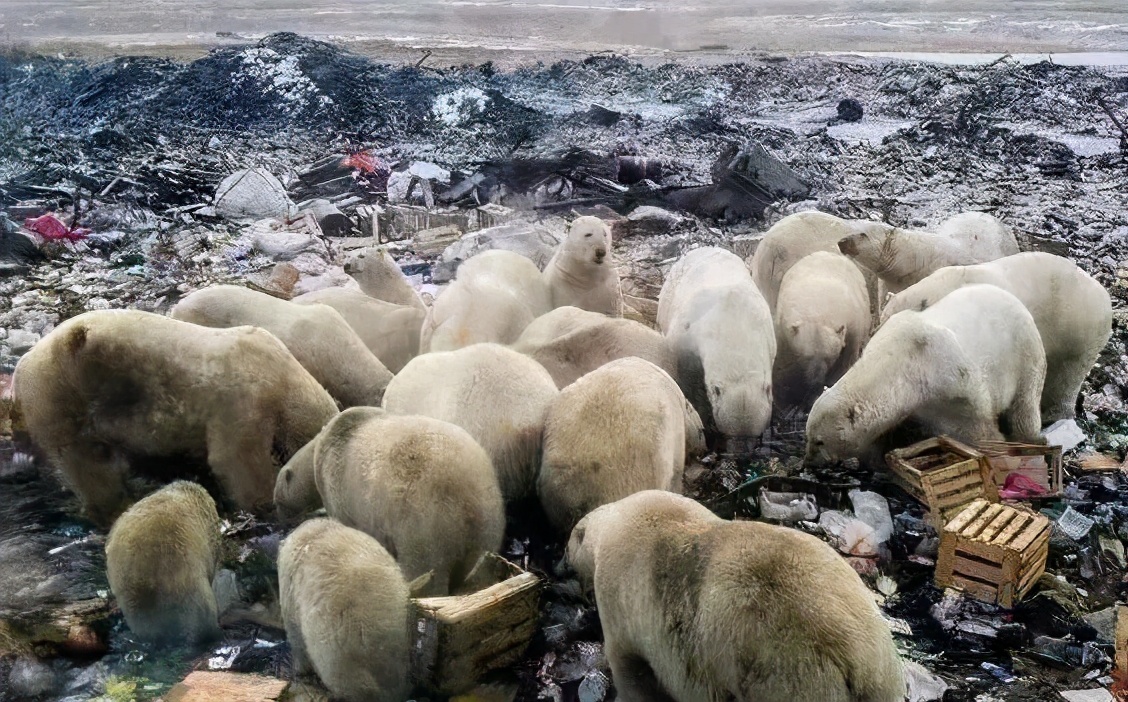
880 252 1112 423
543 216 623 316
512 306 678 388
837 211 1020 293
658 247 775 439
170 285 393 408
421 250 552 352
567 490 905 702
105 481 222 646
343 246 426 309
538 358 706 533
382 343 558 501
279 518 411 702
806 285 1046 466
273 407 504 596
13 310 338 526
292 287 424 373
749 210 862 311
773 251 871 408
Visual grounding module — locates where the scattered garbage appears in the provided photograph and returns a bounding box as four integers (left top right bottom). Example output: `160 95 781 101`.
1059 689 1114 702
1045 419 1088 452
214 168 296 221
23 214 90 242
849 490 894 543
818 509 881 557
1057 506 1097 541
758 490 819 522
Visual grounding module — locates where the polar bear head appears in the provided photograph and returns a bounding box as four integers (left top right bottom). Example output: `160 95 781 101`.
563 216 612 268
837 221 896 273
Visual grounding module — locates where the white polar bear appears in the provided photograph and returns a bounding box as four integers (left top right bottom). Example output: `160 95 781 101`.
749 210 861 311
511 306 678 388
342 246 426 309
421 250 552 352
382 343 559 501
658 246 775 439
774 251 871 409
805 284 1046 465
543 216 623 316
292 288 424 374
170 284 393 408
837 211 1020 293
880 252 1112 423
538 358 704 533
566 490 906 702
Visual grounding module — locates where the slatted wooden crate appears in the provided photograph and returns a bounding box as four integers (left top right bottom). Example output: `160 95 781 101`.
976 441 1063 499
886 436 998 528
410 555 542 696
935 499 1051 608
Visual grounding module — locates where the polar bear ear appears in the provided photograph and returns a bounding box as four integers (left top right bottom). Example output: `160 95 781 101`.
834 324 846 338
789 322 801 336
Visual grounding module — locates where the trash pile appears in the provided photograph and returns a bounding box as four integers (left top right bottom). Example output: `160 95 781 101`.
0 33 1127 701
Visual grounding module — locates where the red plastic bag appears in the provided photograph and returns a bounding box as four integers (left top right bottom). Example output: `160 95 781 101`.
24 214 90 242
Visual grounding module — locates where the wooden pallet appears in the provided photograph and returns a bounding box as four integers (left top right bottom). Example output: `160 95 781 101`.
886 436 998 528
976 440 1063 499
411 555 542 696
935 499 1051 608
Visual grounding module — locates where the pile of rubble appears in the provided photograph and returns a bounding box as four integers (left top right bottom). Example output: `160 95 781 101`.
1 33 1128 702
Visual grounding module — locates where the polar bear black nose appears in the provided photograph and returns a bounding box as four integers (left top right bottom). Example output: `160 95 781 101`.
838 237 857 255
595 248 607 260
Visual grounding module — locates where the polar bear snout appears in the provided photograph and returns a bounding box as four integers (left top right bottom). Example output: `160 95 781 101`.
837 235 859 256
593 246 607 263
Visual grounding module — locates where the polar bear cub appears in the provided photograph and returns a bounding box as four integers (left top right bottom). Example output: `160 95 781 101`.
567 490 905 702
805 284 1046 465
658 246 775 439
880 252 1112 423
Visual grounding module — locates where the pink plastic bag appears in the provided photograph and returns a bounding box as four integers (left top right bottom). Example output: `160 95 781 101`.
24 214 90 242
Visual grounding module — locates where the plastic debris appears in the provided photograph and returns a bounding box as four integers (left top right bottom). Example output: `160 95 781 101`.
849 490 894 543
1043 418 1087 452
818 510 880 557
1060 689 1114 702
214 168 296 220
758 490 819 522
904 660 948 701
207 645 241 670
999 471 1049 499
1057 507 1097 541
23 214 90 242
980 662 1017 683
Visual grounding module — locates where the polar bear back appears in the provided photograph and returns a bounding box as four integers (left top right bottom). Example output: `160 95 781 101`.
933 211 1020 262
748 210 858 310
293 287 424 373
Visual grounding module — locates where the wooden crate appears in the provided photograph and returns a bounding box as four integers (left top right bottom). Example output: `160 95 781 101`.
935 499 1051 608
410 555 542 696
975 441 1063 499
886 436 998 528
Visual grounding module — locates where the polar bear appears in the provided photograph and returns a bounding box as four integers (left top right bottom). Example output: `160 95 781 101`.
279 518 411 702
382 343 558 501
566 490 905 702
170 285 392 408
881 252 1112 423
749 210 861 311
538 358 703 533
292 287 423 374
342 246 425 309
511 306 678 388
658 247 775 439
773 252 871 409
421 250 552 352
805 284 1046 465
105 481 222 646
543 216 623 316
273 408 504 596
12 310 338 526
837 211 1020 293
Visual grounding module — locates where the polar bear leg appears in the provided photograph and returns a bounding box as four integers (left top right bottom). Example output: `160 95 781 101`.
206 424 276 513
288 629 314 677
1003 380 1046 443
58 440 130 525
1041 355 1083 423
606 643 678 702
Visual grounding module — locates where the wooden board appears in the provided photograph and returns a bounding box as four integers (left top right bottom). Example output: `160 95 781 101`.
162 672 288 702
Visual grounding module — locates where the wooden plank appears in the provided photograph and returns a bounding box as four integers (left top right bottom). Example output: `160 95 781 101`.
953 553 1005 581
162 672 288 702
963 502 1006 539
945 499 989 534
992 511 1031 546
949 574 1001 603
977 509 1019 544
1010 518 1051 552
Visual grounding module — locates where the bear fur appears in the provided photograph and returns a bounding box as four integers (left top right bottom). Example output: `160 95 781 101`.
275 407 505 596
837 211 1020 293
342 246 425 309
382 343 558 501
806 284 1046 465
511 305 679 388
543 216 623 316
773 251 871 409
882 252 1112 423
566 490 905 702
13 310 338 526
658 247 775 439
105 480 222 646
749 210 861 311
278 518 411 702
538 358 702 534
421 250 552 352
292 287 424 374
170 285 392 408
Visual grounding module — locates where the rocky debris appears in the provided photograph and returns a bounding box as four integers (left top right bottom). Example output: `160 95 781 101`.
299 198 353 237
214 168 296 221
6 655 59 698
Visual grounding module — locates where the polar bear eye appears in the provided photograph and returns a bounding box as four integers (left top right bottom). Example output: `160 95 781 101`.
584 233 593 238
